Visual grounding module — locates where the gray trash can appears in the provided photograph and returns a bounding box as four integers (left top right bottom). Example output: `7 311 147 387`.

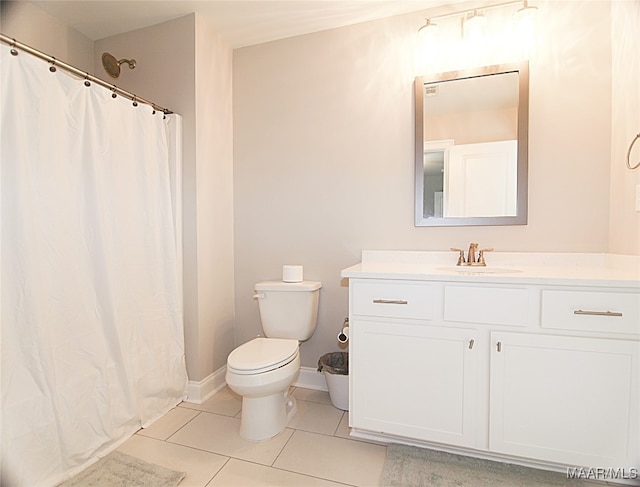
317 352 349 410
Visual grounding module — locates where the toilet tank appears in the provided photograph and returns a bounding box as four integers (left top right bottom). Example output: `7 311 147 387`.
254 281 322 341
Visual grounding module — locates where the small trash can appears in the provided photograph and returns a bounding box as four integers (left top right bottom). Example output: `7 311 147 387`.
317 352 349 410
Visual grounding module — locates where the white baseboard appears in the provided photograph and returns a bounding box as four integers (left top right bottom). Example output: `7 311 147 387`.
185 365 227 404
293 366 328 391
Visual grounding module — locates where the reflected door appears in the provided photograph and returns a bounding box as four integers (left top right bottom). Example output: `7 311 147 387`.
446 140 517 217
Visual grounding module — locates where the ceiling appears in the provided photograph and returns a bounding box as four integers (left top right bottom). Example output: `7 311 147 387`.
30 0 461 49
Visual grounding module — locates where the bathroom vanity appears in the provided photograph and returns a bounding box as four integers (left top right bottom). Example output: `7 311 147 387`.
341 251 640 479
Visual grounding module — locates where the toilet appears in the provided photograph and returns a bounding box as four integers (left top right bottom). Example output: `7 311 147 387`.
226 280 321 441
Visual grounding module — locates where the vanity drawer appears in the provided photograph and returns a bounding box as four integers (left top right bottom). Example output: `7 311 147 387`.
351 280 435 320
541 289 640 335
444 285 530 327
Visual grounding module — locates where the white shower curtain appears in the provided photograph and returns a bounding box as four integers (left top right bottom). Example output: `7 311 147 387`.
1 44 187 487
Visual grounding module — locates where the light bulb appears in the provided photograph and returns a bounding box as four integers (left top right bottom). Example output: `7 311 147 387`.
418 18 439 49
516 0 539 19
515 1 538 47
464 10 486 42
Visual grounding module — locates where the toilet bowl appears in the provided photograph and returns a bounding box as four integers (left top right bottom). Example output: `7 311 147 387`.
225 280 321 441
226 337 300 441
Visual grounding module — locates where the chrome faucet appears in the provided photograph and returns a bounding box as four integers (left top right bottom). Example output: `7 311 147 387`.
450 243 493 266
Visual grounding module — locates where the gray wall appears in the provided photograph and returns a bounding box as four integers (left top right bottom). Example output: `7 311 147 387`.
232 0 618 368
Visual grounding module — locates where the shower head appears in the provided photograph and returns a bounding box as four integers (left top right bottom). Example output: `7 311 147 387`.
102 52 136 79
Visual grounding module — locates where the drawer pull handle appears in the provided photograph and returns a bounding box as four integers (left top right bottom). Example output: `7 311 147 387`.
468 339 475 350
373 299 408 305
574 310 623 317
496 341 502 352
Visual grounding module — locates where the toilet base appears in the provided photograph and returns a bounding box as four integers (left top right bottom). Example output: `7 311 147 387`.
240 391 297 441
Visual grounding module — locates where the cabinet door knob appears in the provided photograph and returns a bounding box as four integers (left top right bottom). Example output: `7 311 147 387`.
468 339 475 349
496 341 502 352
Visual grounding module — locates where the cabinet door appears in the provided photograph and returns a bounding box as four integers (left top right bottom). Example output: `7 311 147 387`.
351 319 478 447
490 332 640 467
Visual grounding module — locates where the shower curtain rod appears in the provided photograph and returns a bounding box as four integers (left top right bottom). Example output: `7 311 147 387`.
0 33 173 114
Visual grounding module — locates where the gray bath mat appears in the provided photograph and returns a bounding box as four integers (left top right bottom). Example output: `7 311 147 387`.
58 451 185 487
379 444 580 487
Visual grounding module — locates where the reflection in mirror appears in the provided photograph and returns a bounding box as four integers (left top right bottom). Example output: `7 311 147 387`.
415 62 529 227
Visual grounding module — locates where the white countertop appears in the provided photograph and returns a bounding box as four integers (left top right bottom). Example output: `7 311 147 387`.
341 251 640 289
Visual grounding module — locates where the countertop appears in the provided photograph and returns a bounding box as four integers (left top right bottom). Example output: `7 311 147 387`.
341 251 640 289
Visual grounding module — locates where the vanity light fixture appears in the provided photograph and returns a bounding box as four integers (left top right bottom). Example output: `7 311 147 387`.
514 0 538 38
464 9 487 42
417 18 439 47
417 18 439 38
516 0 538 19
418 0 538 45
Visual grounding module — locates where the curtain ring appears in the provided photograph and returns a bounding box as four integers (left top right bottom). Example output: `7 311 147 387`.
627 133 640 170
84 74 91 87
111 85 118 99
9 38 18 56
132 96 138 107
49 58 57 72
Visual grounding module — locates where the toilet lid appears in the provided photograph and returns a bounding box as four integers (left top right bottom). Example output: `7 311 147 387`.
227 338 298 374
255 281 322 292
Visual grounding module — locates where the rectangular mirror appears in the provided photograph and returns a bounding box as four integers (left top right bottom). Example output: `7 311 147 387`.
415 62 529 226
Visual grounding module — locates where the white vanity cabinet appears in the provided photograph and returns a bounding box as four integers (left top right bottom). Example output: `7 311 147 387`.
345 263 640 477
351 317 479 447
489 332 639 468
349 279 479 447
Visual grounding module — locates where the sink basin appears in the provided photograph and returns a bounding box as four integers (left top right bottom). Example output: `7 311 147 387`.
436 266 522 274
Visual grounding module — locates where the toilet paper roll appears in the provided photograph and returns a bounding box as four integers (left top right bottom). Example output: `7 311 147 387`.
337 326 349 344
282 265 303 283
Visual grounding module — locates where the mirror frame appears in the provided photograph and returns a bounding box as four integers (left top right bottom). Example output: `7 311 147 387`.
414 61 529 227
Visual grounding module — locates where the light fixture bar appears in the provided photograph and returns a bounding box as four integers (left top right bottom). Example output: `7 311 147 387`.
423 0 527 23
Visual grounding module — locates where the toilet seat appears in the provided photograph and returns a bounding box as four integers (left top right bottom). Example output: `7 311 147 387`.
227 337 298 375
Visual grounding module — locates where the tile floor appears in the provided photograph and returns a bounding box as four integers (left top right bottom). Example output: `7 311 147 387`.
116 387 387 487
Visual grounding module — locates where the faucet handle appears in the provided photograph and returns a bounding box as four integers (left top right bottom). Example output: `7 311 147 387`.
450 248 465 266
478 248 494 265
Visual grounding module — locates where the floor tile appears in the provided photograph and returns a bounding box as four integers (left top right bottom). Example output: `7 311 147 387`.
138 406 200 440
117 434 229 487
291 387 333 405
180 387 242 417
207 458 346 487
334 413 386 445
273 430 387 487
168 411 294 466
334 411 351 439
287 399 344 435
